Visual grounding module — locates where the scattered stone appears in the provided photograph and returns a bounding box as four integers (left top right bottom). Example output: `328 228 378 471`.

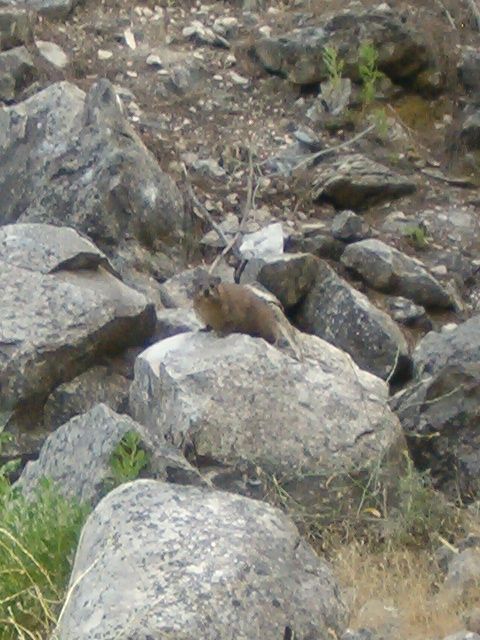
229 70 249 86
341 239 453 309
97 48 113 60
312 154 416 210
320 77 352 116
465 608 480 635
130 331 404 510
43 366 130 431
295 260 410 380
458 46 480 95
212 16 239 38
183 20 229 48
286 232 346 262
239 222 284 261
240 252 319 310
53 480 348 639
191 157 226 179
461 110 480 149
0 45 36 101
385 296 431 329
0 8 33 51
123 26 136 50
35 40 68 68
413 315 480 377
332 210 370 242
15 404 204 505
443 548 480 598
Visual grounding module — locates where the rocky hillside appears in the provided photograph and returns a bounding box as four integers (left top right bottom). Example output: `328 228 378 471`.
1 0 480 638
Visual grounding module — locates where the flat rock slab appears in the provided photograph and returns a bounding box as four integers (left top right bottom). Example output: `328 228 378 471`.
0 223 155 414
16 404 204 505
341 239 453 309
311 154 416 210
130 331 404 507
53 480 348 639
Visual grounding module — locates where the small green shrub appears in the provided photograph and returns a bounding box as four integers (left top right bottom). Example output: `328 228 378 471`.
358 41 384 107
404 224 429 249
106 430 149 490
372 107 389 141
384 453 461 549
322 45 345 87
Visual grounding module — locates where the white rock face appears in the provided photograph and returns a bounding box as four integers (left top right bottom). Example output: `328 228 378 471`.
130 331 405 502
53 480 348 640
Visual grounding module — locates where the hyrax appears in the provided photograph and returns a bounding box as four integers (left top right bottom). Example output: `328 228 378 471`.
192 273 282 345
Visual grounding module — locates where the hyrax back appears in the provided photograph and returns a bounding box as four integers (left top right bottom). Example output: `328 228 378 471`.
192 274 280 344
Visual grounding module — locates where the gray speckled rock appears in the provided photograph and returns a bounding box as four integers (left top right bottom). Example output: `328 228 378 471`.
16 404 204 505
442 633 480 640
0 79 184 253
0 45 36 101
341 239 453 309
413 316 480 377
0 223 155 417
155 308 202 340
311 154 416 210
393 317 480 499
1 0 82 20
332 210 370 242
0 222 116 274
240 252 319 310
52 480 348 640
0 8 33 51
130 330 404 510
295 260 410 380
255 6 432 86
43 366 130 431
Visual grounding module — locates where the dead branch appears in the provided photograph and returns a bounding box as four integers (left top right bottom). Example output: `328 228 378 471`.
290 123 376 172
208 146 255 273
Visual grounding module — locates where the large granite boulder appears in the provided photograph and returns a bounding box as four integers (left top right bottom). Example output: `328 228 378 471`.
0 223 155 452
53 480 348 639
130 330 405 513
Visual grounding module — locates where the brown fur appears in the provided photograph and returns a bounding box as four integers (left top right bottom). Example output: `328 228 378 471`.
192 275 281 345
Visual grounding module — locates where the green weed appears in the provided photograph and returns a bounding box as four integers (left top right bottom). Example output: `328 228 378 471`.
404 224 429 249
105 430 149 490
358 41 384 107
322 45 345 87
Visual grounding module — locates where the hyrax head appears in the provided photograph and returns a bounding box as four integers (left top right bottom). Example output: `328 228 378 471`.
192 271 222 300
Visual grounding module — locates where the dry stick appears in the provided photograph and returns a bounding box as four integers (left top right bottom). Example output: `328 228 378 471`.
465 0 480 29
208 146 255 274
433 0 457 28
182 163 230 248
290 123 376 172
